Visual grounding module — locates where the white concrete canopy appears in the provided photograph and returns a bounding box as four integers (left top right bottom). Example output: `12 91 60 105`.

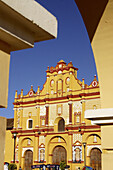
0 0 58 108
85 108 113 124
0 0 57 52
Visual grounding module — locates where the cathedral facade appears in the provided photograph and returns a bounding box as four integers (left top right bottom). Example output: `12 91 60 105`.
5 60 101 170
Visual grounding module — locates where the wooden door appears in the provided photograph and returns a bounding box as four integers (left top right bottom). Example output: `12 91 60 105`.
90 148 101 170
52 146 67 165
24 150 33 170
58 119 65 132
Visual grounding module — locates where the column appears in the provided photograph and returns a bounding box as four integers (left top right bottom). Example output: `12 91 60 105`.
0 50 10 108
34 134 39 163
35 106 40 127
14 108 17 129
19 108 23 129
68 132 73 170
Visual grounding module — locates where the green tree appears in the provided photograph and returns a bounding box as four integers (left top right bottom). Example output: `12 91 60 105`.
8 163 17 170
59 161 66 170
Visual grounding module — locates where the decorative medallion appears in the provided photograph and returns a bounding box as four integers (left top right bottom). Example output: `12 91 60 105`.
92 80 98 87
29 90 33 96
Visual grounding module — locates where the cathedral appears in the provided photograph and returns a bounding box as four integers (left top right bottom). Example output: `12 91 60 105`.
5 60 101 170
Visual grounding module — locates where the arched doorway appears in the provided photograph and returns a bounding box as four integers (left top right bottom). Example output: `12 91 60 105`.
24 150 33 170
90 148 101 170
52 146 67 165
58 118 65 132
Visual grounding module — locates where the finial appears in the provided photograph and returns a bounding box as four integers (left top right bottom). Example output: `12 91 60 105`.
94 75 97 80
15 90 18 98
69 61 73 66
82 78 85 89
47 66 50 71
31 85 33 90
21 89 23 98
37 86 40 94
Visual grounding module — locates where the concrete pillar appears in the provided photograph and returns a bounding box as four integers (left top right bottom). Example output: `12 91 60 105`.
91 1 113 169
0 50 10 108
34 134 38 162
0 117 6 170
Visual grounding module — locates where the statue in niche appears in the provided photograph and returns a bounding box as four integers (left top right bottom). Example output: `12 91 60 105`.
40 149 45 162
27 139 31 145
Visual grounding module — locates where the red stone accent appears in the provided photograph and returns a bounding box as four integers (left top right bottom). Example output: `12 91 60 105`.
49 154 53 156
69 103 72 124
45 106 49 126
13 92 100 106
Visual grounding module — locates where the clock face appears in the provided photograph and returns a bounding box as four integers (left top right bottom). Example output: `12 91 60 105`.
92 80 97 87
29 91 33 96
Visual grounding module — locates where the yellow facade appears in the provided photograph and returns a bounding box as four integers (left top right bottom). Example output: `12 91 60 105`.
5 60 101 170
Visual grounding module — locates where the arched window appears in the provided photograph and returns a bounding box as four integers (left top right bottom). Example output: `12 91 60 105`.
58 118 65 132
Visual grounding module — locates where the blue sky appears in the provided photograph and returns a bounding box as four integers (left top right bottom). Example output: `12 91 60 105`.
0 0 97 118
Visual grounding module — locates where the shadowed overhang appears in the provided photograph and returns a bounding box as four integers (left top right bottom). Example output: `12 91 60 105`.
74 0 108 42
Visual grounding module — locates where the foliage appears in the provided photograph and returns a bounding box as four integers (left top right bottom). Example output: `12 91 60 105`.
8 163 17 170
59 161 66 170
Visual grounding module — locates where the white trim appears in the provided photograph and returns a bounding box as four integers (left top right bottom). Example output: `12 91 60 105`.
22 147 33 157
13 108 17 111
39 148 45 162
72 145 82 162
27 119 33 129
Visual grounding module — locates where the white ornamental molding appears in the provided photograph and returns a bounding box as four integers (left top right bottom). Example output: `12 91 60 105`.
73 134 82 143
73 102 82 113
22 147 33 157
39 136 45 146
49 120 54 126
40 106 46 116
72 145 82 162
39 148 45 162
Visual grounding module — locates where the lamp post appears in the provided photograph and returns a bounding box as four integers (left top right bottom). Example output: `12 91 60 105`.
13 132 17 163
83 142 86 166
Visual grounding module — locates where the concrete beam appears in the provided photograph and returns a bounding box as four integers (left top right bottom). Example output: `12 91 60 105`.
0 117 6 170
